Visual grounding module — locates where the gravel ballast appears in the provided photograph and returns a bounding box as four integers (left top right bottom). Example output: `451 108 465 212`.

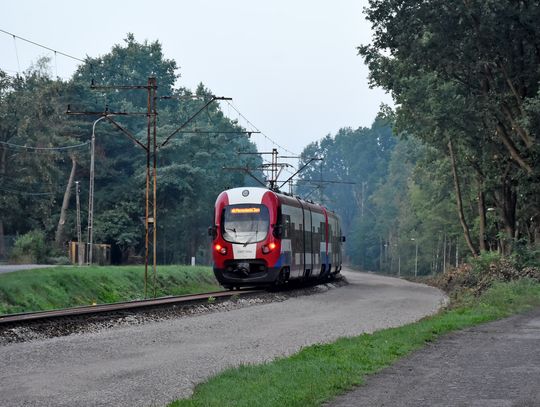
0 269 446 407
0 281 346 345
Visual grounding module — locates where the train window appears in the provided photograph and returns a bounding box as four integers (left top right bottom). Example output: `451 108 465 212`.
221 204 269 244
282 215 291 238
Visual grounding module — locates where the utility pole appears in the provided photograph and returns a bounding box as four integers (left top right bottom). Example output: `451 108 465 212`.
68 81 236 297
75 180 82 266
236 149 292 191
411 238 419 277
319 160 323 202
68 78 158 296
271 148 278 190
88 115 110 265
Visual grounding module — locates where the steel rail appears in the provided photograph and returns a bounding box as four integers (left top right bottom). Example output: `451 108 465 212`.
0 289 262 325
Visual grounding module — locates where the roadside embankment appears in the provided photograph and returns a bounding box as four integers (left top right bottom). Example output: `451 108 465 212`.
0 265 219 315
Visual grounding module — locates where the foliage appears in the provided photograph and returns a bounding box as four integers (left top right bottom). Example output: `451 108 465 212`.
298 119 465 275
425 253 540 297
0 265 219 314
0 35 261 263
358 0 540 256
170 278 540 407
9 230 48 264
297 116 397 270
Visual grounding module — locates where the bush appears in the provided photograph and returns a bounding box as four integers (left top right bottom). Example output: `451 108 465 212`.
10 230 49 264
47 256 71 265
427 251 540 296
511 240 540 268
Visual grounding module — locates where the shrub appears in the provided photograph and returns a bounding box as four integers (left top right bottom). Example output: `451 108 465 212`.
10 230 49 264
47 256 71 265
427 251 540 296
511 240 540 268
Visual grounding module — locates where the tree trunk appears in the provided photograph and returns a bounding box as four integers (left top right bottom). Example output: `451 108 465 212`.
0 220 5 259
495 123 533 174
477 178 487 252
443 233 447 274
448 140 478 257
55 156 77 250
493 182 517 254
0 144 6 258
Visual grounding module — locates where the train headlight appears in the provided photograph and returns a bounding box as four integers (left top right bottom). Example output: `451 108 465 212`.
262 242 276 254
215 244 227 255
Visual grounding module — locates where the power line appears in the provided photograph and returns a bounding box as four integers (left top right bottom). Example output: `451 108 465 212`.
0 140 91 151
224 101 299 156
0 186 58 196
0 28 85 63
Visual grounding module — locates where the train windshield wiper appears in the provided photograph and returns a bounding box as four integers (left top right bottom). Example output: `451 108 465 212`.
243 227 259 247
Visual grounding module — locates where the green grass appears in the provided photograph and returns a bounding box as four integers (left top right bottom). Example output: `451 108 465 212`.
0 265 220 315
170 279 540 407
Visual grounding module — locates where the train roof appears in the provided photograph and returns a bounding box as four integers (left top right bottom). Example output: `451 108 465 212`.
219 187 337 215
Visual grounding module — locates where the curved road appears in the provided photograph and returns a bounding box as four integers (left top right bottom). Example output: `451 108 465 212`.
0 269 446 406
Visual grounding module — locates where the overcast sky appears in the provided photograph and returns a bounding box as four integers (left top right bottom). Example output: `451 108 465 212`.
1 0 392 157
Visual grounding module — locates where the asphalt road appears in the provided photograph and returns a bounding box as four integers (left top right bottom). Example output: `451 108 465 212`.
0 264 55 274
328 307 540 407
0 269 445 407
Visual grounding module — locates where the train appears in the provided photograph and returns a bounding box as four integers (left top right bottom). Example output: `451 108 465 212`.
209 187 344 288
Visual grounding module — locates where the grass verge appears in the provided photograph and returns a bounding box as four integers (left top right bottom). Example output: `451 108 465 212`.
0 265 219 315
170 279 540 407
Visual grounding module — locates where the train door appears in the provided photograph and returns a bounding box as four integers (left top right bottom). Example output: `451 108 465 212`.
326 221 332 271
282 203 303 278
330 216 340 272
311 210 324 277
305 207 313 276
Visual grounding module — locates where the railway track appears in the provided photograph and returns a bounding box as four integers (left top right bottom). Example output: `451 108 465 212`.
0 288 263 325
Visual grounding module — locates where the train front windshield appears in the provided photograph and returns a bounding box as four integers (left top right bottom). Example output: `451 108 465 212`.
222 204 270 244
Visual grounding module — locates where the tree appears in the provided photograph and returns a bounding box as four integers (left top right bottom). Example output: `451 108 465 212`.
297 116 396 269
1 35 262 263
359 0 540 252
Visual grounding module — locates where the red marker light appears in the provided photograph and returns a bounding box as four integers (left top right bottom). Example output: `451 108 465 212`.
215 244 227 255
262 242 276 254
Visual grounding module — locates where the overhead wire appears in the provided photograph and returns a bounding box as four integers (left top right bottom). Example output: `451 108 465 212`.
0 28 111 86
0 174 83 196
224 101 299 156
0 187 58 196
222 101 302 188
1 29 304 192
0 28 85 63
0 140 91 151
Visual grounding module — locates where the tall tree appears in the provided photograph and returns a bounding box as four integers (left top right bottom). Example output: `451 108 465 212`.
359 0 540 251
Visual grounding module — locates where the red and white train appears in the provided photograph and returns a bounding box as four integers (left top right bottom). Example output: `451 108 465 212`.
210 187 344 288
